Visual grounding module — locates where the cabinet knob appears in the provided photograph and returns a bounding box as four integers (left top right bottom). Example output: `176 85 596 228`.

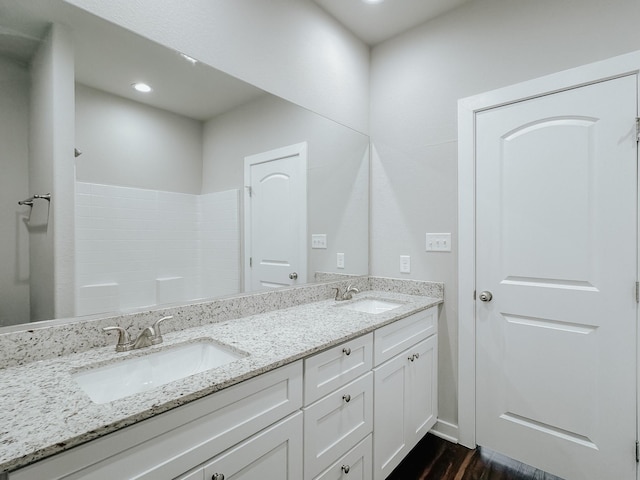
342 394 351 403
341 464 351 474
342 347 351 355
212 474 225 480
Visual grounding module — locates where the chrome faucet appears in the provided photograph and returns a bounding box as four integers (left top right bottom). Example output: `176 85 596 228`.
343 284 359 300
333 285 359 301
103 316 172 352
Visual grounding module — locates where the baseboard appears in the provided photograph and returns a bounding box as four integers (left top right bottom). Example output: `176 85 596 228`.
430 419 459 443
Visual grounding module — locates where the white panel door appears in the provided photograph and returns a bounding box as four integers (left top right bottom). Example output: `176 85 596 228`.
476 75 637 480
244 143 307 292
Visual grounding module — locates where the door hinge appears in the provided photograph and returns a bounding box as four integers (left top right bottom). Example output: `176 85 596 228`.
636 118 640 142
635 440 639 462
245 185 253 197
473 290 476 301
249 257 252 268
636 282 639 303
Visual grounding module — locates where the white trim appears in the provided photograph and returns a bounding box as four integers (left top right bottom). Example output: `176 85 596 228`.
457 49 640 450
430 419 459 444
243 142 308 292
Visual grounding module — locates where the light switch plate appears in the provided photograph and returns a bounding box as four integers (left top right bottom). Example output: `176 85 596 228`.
337 253 345 269
312 234 327 249
400 255 411 273
426 233 451 252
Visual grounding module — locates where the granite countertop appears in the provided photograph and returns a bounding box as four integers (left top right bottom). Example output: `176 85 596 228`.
0 290 441 474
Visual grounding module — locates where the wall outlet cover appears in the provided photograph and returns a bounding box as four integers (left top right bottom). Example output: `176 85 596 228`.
400 255 410 273
337 252 345 269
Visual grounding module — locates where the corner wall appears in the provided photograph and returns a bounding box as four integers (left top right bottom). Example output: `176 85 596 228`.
29 23 76 321
0 58 30 326
369 0 640 434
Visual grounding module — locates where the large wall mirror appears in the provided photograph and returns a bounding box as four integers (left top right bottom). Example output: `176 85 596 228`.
0 0 369 329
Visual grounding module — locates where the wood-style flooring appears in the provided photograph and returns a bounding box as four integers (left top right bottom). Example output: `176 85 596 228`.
386 434 564 480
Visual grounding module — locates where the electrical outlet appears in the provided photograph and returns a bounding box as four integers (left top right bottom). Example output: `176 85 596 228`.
426 233 451 252
312 234 327 249
400 255 411 273
337 253 345 269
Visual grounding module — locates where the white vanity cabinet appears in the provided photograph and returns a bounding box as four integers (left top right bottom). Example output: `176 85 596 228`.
303 334 374 480
373 306 438 480
8 303 440 480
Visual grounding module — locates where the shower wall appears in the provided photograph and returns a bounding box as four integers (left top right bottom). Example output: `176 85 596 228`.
75 182 240 316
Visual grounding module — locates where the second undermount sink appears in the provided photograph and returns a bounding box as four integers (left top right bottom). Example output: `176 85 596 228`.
73 341 244 404
339 298 404 314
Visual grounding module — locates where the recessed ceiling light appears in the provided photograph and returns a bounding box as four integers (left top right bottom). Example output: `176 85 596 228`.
132 82 152 93
362 0 384 4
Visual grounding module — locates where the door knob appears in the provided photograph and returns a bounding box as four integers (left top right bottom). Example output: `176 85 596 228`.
289 272 298 280
479 291 493 302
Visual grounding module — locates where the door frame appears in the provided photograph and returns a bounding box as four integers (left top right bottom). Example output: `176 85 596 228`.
458 50 640 450
243 142 308 292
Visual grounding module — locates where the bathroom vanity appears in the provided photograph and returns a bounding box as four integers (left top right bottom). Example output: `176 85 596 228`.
0 280 441 480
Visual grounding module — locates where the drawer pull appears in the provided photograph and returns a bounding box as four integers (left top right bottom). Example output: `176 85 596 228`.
212 474 225 480
342 347 351 355
341 464 351 474
408 353 421 362
342 394 351 403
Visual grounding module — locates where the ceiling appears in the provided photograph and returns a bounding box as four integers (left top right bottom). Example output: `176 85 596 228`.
312 0 473 46
0 0 265 121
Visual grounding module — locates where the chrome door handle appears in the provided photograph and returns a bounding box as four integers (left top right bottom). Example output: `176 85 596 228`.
479 291 493 302
289 272 298 280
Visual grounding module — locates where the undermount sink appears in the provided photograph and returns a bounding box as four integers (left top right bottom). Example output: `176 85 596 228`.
73 341 244 404
339 298 403 314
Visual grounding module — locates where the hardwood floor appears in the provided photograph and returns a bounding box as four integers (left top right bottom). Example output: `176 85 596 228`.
386 434 564 480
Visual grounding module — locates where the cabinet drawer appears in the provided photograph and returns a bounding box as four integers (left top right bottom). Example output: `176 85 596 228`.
374 306 437 365
202 412 303 480
303 372 373 479
314 435 372 480
304 333 373 405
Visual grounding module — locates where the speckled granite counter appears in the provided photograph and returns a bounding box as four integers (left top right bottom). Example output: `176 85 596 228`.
0 287 441 474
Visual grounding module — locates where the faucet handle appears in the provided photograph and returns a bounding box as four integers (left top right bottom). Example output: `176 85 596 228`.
152 315 173 338
103 326 131 351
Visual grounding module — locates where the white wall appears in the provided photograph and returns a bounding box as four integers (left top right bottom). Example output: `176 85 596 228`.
0 57 31 326
203 94 369 278
369 0 640 432
75 84 203 194
63 0 370 134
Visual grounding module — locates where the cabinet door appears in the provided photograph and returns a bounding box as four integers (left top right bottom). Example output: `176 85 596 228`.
202 412 302 480
373 351 411 480
373 334 438 480
407 335 438 445
313 435 372 480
